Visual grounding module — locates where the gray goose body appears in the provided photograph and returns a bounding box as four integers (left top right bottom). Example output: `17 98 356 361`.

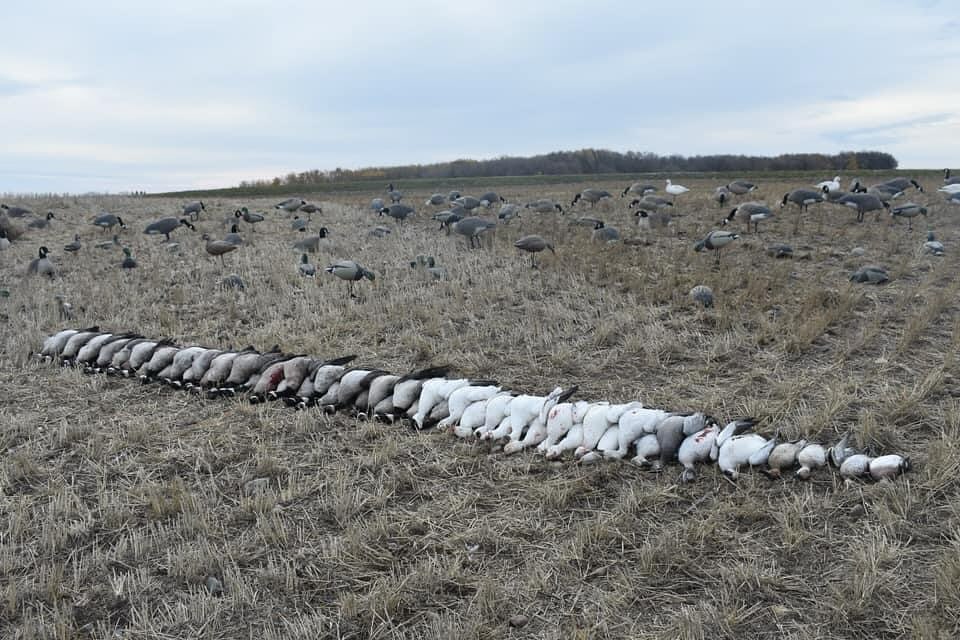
1 204 31 218
514 234 554 267
28 246 55 277
836 193 889 222
380 204 415 224
144 217 195 241
93 213 125 231
183 201 205 220
890 202 927 230
451 216 496 248
694 230 739 263
28 212 55 229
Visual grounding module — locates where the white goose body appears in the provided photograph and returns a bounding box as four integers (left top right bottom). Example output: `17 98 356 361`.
869 454 910 480
717 434 776 479
579 426 621 464
614 406 671 459
796 443 827 480
665 179 689 197
452 399 492 438
538 400 591 454
632 433 660 466
477 392 515 439
678 423 721 482
438 384 501 429
412 378 470 428
840 454 873 479
816 176 841 192
502 387 567 454
573 402 615 459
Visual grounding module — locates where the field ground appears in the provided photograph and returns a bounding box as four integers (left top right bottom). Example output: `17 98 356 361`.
2 175 960 638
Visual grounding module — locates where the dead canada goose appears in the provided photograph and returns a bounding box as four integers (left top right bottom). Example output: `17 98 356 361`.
514 235 554 267
202 233 239 265
144 217 196 241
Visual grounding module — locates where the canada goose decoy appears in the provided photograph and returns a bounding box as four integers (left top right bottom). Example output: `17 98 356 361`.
630 195 674 212
380 204 415 225
291 215 309 232
426 193 446 206
694 230 739 263
572 216 604 228
479 191 504 207
923 231 944 256
944 169 960 186
202 233 239 265
724 202 773 233
299 203 322 214
144 217 195 241
93 213 125 231
1 204 31 218
849 178 867 193
63 234 81 253
121 247 137 269
816 176 841 193
451 216 496 248
689 285 713 308
455 196 483 210
410 255 447 280
713 186 730 208
514 235 554 268
276 198 306 212
850 266 889 284
236 207 265 230
571 188 612 207
182 201 205 220
386 184 402 204
0 229 10 251
498 203 521 223
325 260 375 297
525 199 564 214
665 179 689 200
53 294 74 320
727 180 757 196
869 454 911 481
432 210 463 232
938 184 960 195
220 274 246 290
622 182 657 197
867 183 904 202
836 193 889 223
882 177 923 193
298 253 316 277
591 221 620 243
765 243 793 258
292 228 329 253
781 189 824 212
224 224 243 246
28 246 55 277
28 212 55 229
890 202 927 230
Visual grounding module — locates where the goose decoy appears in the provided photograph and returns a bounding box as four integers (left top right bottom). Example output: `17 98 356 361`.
781 188 824 212
368 226 392 238
948 192 960 206
571 188 612 207
380 204 415 225
816 176 841 193
224 224 243 246
325 260 375 297
882 177 923 193
182 201 205 220
292 228 329 253
1 204 31 217
386 186 403 204
765 243 793 258
923 231 944 256
622 183 657 197
938 184 960 195
370 197 385 213
96 234 121 250
694 230 739 263
630 195 674 212
426 193 446 206
291 215 309 232
479 191 504 207
850 266 889 284
867 183 904 202
665 179 689 200
890 202 927 230
795 443 827 480
849 178 867 193
514 235 554 267
28 246 55 277
498 203 521 223
944 168 960 186
0 229 10 251
713 186 730 208
868 454 911 481
298 253 316 277
299 203 322 214
572 215 604 228
62 234 81 253
54 294 74 320
93 213 125 231
275 198 306 212
144 217 195 241
727 180 757 196
591 221 620 243
121 247 137 269
432 210 463 232
524 199 564 214
202 233 239 265
836 193 891 223
410 255 447 280
725 202 773 233
454 196 483 210
451 216 496 248
447 190 461 202
28 212 55 229
689 285 713 308
236 207 265 230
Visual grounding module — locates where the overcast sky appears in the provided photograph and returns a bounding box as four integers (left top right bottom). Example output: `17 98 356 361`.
1 0 958 193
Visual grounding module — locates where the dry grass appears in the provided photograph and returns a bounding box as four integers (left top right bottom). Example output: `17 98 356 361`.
1 177 958 638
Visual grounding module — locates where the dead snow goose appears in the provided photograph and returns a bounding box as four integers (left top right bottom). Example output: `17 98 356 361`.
868 454 910 480
795 443 827 480
716 432 777 480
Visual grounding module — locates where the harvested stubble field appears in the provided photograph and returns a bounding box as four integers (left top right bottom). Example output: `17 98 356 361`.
1 176 960 639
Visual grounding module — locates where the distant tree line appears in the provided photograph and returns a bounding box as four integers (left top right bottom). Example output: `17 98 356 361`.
240 148 898 188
